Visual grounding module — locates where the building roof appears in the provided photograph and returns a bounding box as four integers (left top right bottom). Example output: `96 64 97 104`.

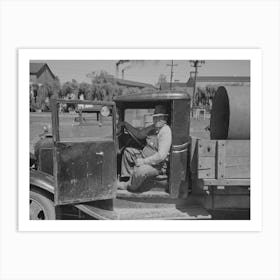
114 90 190 102
30 63 56 79
115 78 155 89
186 76 250 87
160 82 187 90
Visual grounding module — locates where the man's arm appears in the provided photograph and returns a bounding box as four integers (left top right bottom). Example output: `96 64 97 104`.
122 121 155 140
142 125 172 165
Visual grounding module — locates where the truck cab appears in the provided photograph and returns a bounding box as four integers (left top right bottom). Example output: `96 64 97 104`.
114 91 191 199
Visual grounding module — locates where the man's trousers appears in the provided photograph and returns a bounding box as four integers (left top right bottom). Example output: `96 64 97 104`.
121 147 160 191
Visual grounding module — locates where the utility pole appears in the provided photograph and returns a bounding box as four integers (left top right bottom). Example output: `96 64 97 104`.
167 60 178 90
189 60 205 113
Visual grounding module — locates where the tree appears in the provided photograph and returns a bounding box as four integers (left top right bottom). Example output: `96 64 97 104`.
61 81 73 97
61 79 79 98
52 76 61 98
78 82 92 99
36 84 50 109
87 70 121 101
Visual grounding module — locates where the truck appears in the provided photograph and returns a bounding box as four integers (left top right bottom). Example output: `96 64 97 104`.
29 89 250 220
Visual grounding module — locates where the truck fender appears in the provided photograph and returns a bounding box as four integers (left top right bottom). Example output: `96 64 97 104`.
29 169 117 219
30 169 54 195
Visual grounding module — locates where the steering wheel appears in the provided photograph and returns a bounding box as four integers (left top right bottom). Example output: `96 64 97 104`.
123 127 145 149
116 129 133 154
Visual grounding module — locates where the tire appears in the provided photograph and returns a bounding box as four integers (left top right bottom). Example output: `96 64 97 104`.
30 190 55 220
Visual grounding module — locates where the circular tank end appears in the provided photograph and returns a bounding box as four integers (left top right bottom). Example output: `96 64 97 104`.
210 86 230 140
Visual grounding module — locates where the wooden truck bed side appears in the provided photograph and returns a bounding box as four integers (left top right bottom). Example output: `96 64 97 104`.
191 138 250 210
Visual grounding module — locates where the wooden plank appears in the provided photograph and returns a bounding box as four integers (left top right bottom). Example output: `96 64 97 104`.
225 157 250 178
225 140 250 157
198 140 216 157
216 140 226 179
197 140 250 157
214 186 250 195
203 178 250 186
198 157 215 178
195 139 250 180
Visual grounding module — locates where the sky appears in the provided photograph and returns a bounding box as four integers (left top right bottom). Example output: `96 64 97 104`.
32 60 250 85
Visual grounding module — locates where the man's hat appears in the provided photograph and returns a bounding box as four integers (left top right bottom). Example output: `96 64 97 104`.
152 104 168 117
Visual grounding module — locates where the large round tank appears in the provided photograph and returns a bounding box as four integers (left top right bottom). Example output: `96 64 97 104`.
210 86 250 140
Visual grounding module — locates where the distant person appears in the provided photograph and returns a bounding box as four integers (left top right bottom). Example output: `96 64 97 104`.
209 97 213 110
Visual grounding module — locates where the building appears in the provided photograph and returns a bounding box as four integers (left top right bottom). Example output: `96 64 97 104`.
99 75 156 96
186 75 250 88
104 75 155 92
30 62 56 85
159 82 188 91
30 63 56 110
160 75 250 92
114 78 155 90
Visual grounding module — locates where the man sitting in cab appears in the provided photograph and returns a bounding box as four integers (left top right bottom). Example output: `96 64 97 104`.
117 105 172 191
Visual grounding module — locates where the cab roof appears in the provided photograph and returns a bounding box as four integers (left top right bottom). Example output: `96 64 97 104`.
114 90 191 102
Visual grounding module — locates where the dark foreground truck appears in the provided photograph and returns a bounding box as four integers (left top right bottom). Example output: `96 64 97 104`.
30 89 250 220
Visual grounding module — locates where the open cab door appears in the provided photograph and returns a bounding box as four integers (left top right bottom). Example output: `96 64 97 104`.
51 99 117 206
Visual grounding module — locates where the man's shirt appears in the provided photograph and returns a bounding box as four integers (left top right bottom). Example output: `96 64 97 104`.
142 124 172 165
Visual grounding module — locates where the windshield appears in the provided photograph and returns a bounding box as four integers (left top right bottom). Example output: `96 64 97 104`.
56 102 114 142
124 108 154 128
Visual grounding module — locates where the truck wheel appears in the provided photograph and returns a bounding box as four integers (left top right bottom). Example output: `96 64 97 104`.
30 190 55 220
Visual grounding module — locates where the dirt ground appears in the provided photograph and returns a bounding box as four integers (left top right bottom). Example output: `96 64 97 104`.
30 112 210 152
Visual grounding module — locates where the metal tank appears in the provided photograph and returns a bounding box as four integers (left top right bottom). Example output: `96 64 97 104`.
210 86 250 140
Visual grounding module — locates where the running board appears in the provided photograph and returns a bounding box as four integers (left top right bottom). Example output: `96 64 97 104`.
75 203 211 220
115 206 211 220
75 204 119 220
117 189 170 199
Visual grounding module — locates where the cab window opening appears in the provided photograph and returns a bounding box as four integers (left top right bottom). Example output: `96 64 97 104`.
56 101 114 142
122 103 171 128
116 103 172 191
